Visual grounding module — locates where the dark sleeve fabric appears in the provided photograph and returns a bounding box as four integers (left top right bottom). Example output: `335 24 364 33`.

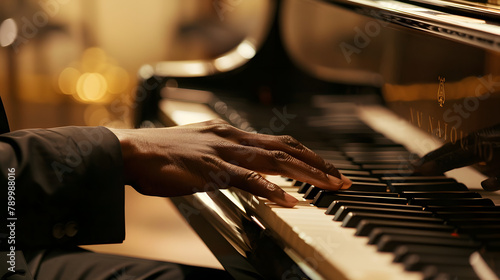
0 126 125 250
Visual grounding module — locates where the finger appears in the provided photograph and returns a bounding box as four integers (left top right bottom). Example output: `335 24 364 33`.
217 144 346 190
217 161 299 207
481 177 500 191
414 141 478 175
237 133 344 179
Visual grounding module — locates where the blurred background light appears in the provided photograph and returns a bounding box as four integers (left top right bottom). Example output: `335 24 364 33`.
0 18 18 47
58 67 81 95
76 72 108 102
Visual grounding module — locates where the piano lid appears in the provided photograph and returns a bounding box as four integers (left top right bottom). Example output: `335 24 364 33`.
280 0 500 185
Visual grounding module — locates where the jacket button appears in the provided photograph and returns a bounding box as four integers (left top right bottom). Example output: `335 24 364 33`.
52 223 65 239
65 221 78 237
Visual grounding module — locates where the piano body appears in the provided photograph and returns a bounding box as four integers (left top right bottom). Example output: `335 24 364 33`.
135 0 500 279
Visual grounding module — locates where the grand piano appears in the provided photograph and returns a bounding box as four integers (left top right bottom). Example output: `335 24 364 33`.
135 0 500 279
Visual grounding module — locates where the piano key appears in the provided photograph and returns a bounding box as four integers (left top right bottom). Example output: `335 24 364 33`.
355 220 455 236
333 206 432 221
338 169 372 177
381 176 457 183
389 182 469 192
313 192 407 208
399 191 481 199
368 228 471 245
297 182 312 194
409 198 495 207
292 180 304 187
403 254 471 271
345 176 380 183
326 200 423 215
334 190 399 197
326 162 362 170
446 218 500 226
422 265 479 280
393 245 476 263
376 235 481 252
434 211 500 219
459 225 500 235
342 146 409 153
347 182 388 192
353 159 412 164
303 186 322 199
371 170 416 177
425 205 500 212
362 164 411 170
342 213 444 228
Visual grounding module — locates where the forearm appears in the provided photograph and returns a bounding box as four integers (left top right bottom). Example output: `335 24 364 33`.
0 126 125 250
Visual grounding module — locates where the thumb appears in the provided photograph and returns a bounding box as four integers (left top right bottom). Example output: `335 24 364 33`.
481 176 500 191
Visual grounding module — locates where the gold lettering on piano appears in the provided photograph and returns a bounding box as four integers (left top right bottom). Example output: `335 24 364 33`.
409 107 467 144
450 126 457 144
437 76 446 107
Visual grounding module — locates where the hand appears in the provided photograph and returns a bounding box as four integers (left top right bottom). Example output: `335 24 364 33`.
109 120 352 207
413 123 500 190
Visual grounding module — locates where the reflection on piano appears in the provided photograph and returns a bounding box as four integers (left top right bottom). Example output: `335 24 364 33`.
135 0 500 279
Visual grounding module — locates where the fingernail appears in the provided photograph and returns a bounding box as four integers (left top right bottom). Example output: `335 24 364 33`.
340 174 353 189
327 173 344 188
284 193 298 206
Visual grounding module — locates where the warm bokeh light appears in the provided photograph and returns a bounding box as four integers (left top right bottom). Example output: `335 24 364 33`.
0 18 18 47
58 67 81 95
81 47 108 73
103 65 129 94
76 72 108 102
57 47 130 104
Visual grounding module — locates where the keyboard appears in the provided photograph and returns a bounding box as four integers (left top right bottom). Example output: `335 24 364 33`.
160 93 500 279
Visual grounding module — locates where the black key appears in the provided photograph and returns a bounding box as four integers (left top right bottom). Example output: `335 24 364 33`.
447 218 500 226
345 176 380 183
390 182 468 192
368 228 469 245
400 191 481 199
410 198 494 207
313 192 407 208
347 182 388 192
326 200 422 215
327 162 362 170
338 169 372 177
426 205 500 212
459 225 500 235
382 176 456 183
362 164 411 170
422 264 478 280
404 254 471 271
293 180 304 187
356 220 454 236
342 212 443 228
334 190 398 197
297 183 312 194
393 245 476 262
313 150 346 160
435 211 500 219
377 234 481 252
334 206 432 221
353 159 411 164
371 170 416 177
304 186 322 199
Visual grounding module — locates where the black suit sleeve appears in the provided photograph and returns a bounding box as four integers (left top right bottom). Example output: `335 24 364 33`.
0 126 125 250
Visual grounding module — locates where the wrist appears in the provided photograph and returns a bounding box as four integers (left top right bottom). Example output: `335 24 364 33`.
107 128 136 186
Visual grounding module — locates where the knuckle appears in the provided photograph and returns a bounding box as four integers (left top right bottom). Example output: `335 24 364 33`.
244 171 263 182
209 123 234 136
272 150 291 162
280 135 302 148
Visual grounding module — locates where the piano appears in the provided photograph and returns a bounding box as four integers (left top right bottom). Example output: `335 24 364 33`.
135 0 500 279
